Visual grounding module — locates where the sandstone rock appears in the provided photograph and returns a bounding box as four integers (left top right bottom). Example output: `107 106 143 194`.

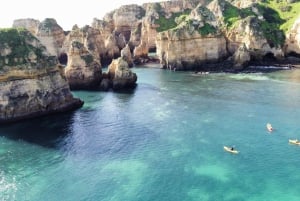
121 44 134 67
12 18 40 35
107 57 137 90
285 18 300 55
233 43 251 69
10 1 300 72
98 77 112 91
134 41 148 60
65 41 102 90
0 29 83 123
156 3 228 70
110 4 146 41
36 18 66 56
104 33 121 62
226 16 285 62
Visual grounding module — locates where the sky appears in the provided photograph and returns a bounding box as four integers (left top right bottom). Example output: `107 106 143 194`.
0 0 168 31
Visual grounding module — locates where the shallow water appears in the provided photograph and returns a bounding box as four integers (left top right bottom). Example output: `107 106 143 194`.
1 67 300 201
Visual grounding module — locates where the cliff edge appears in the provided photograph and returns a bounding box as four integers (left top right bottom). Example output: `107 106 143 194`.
0 28 83 123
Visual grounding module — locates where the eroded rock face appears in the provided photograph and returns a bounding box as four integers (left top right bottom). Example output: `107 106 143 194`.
13 18 66 57
156 4 228 70
227 16 284 61
0 29 83 123
10 1 300 71
108 4 146 41
65 41 102 90
285 18 300 55
36 18 66 56
233 44 251 69
106 57 137 90
121 44 134 67
12 18 40 35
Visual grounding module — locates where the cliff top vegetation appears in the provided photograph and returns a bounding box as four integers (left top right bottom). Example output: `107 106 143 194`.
153 0 300 47
0 28 56 69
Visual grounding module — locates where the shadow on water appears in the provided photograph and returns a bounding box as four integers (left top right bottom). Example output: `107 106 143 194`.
112 83 138 94
0 111 77 148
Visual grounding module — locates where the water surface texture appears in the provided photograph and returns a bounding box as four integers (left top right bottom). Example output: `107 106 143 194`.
1 67 300 201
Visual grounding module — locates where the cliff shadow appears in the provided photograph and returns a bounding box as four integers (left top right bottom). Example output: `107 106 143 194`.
0 111 77 148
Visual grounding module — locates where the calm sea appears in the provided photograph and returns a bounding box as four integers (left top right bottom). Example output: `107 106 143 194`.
1 67 300 201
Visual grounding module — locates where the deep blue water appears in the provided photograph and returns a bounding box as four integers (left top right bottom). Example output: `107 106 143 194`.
1 67 300 201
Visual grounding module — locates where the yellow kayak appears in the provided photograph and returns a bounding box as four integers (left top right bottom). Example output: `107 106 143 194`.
289 139 300 145
224 146 239 154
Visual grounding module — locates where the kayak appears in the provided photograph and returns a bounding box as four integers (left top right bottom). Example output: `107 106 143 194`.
224 146 239 154
266 123 273 132
289 139 300 145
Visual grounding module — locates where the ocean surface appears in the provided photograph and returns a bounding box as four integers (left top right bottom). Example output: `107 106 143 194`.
1 66 300 201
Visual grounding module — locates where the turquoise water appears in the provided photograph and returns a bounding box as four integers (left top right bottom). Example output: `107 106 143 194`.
1 67 300 201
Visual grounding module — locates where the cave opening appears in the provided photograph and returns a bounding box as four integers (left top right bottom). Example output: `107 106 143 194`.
262 52 276 62
287 51 300 58
58 53 68 65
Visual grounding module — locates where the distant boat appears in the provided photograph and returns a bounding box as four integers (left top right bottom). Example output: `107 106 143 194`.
224 146 239 154
289 139 300 145
266 123 273 132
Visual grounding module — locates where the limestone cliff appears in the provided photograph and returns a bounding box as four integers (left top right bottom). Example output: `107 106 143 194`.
63 25 103 61
156 4 228 70
13 18 40 35
0 28 83 123
36 18 66 56
11 0 300 71
13 18 66 57
285 18 300 55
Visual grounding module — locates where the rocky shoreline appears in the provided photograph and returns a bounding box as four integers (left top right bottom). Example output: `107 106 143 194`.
0 98 83 124
1 0 300 123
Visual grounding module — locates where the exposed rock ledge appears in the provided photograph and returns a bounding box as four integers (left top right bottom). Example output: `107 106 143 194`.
0 28 83 123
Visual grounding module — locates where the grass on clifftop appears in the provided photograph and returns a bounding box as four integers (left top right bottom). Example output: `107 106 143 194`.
0 28 46 67
260 0 300 32
153 2 191 32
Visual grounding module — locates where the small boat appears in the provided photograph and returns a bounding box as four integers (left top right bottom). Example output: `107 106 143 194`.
289 139 300 145
266 123 273 132
224 146 239 154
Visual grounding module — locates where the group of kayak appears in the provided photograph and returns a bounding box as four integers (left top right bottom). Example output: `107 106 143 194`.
224 123 300 154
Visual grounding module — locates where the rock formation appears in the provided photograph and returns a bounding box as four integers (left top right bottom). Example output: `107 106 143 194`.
65 41 102 90
121 44 134 67
13 18 66 57
104 57 137 91
9 0 300 72
156 4 228 70
285 18 300 55
0 28 83 123
12 18 40 35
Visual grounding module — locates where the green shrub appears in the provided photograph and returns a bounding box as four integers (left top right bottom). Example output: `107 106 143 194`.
81 54 94 65
155 9 191 32
0 28 46 66
256 4 286 47
198 23 217 36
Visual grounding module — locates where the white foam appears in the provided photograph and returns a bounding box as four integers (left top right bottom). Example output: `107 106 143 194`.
229 73 269 81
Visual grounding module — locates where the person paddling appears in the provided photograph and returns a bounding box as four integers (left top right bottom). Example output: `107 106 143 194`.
266 123 273 132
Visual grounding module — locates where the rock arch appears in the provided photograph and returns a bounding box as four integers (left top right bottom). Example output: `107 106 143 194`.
262 52 276 62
